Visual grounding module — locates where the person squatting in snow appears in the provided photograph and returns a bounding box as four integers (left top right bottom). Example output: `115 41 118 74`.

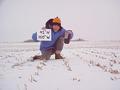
32 17 73 60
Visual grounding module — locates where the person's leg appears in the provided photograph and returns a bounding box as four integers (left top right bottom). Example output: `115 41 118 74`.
54 36 64 59
33 49 54 60
33 36 64 60
41 49 54 60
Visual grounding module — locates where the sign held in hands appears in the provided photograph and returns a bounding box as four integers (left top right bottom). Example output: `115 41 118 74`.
37 28 51 41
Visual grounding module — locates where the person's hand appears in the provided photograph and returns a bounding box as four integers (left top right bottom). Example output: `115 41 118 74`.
64 30 73 44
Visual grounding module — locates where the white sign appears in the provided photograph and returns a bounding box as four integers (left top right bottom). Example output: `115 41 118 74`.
37 29 52 41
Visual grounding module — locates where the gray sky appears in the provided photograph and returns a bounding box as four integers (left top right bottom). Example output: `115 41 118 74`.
0 0 120 42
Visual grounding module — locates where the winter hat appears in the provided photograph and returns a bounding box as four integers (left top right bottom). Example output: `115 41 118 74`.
52 17 61 26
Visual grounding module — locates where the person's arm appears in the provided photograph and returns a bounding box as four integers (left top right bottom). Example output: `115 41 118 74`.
64 30 73 44
32 32 38 42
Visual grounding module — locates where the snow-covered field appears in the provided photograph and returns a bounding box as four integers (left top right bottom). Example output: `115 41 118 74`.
0 41 120 90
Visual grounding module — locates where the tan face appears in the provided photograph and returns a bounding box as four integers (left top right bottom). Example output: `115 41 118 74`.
52 25 60 31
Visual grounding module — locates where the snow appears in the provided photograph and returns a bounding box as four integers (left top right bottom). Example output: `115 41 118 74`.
0 41 120 90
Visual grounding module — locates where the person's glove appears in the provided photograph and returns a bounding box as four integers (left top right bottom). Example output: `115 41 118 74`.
64 30 73 44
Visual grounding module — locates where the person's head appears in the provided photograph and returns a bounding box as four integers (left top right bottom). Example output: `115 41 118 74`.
52 17 61 31
45 19 53 29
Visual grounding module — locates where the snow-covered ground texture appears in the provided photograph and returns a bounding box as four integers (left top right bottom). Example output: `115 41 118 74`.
0 41 120 90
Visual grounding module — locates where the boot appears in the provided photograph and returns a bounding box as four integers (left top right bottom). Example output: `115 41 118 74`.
33 55 46 60
55 53 64 59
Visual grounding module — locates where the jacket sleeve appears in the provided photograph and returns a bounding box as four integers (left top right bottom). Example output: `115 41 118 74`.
64 30 73 44
67 30 73 39
32 32 38 42
65 30 73 39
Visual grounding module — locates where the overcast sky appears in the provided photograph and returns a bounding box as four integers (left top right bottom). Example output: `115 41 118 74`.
0 0 120 42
